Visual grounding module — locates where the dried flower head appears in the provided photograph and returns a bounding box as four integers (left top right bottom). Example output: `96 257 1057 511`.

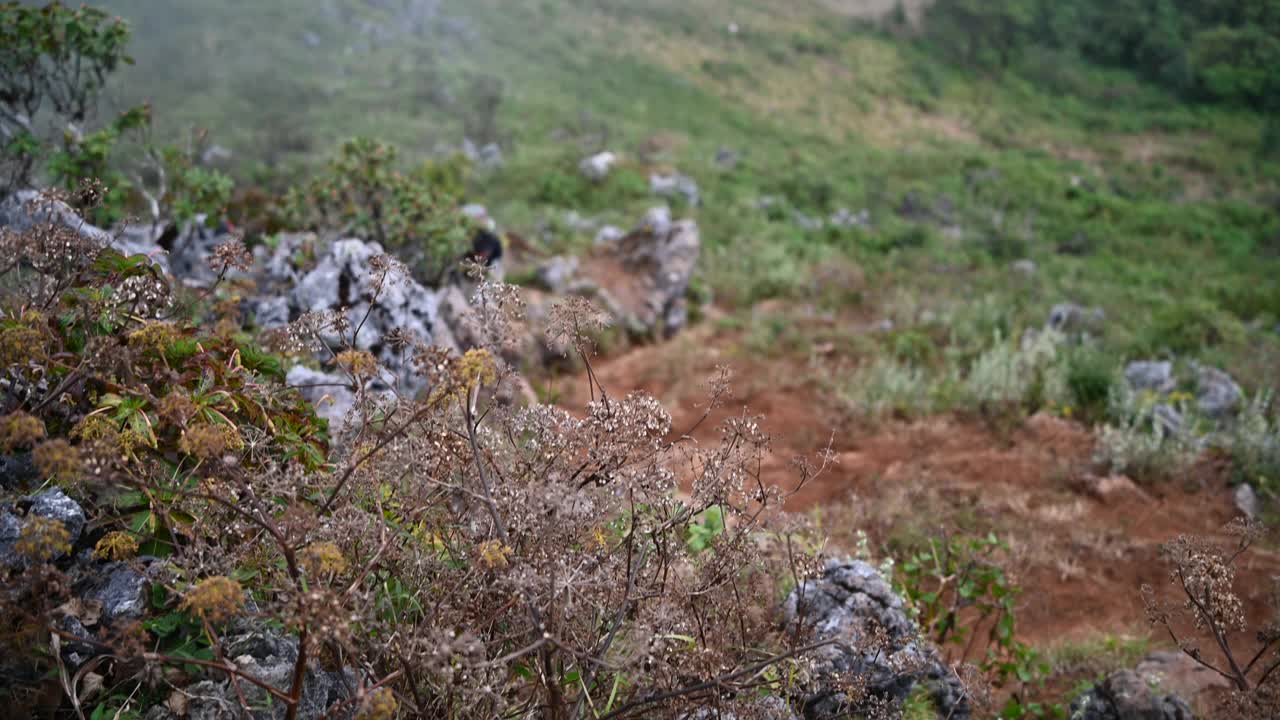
181 576 244 623
336 349 380 379
0 324 48 366
300 542 349 576
478 539 513 569
94 531 140 561
0 412 47 452
16 516 72 562
179 423 243 460
127 320 179 354
157 392 196 426
355 687 398 720
32 439 81 483
210 239 253 274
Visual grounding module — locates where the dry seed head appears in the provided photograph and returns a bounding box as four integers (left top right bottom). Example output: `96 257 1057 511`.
300 541 349 576
32 439 81 483
94 531 140 561
0 412 46 451
16 516 72 562
355 687 398 720
181 576 245 623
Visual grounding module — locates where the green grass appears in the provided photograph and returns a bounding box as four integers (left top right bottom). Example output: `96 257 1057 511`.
98 0 1280 392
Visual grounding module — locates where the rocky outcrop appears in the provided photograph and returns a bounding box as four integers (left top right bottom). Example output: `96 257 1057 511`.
289 238 458 392
143 626 356 720
1069 670 1193 720
0 190 168 271
783 560 969 719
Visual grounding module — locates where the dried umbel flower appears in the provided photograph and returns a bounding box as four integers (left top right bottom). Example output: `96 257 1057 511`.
336 349 380 379
16 516 72 562
94 531 140 561
210 239 253 274
477 539 513 569
355 687 398 720
0 412 47 452
156 392 196 426
0 324 48 366
300 542 348 576
181 577 244 623
179 423 243 460
126 320 179 354
1160 534 1247 633
32 439 81 483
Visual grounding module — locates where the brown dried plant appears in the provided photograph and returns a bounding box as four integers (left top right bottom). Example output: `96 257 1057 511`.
1 188 838 719
1142 518 1280 712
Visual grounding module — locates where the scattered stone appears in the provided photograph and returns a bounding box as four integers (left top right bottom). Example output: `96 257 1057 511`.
593 225 625 247
0 489 86 567
461 203 495 231
1125 361 1176 395
143 627 355 720
784 560 969 719
639 205 673 238
1069 670 1193 720
536 255 579 294
1085 475 1151 503
828 207 870 228
301 30 322 48
1152 404 1185 436
77 562 149 625
714 146 740 170
649 172 700 207
0 453 37 490
1046 303 1105 334
30 489 86 546
792 211 823 231
579 151 617 182
1012 259 1037 277
200 144 234 165
1194 365 1242 419
1233 483 1262 521
462 139 504 170
588 211 701 338
1136 651 1231 703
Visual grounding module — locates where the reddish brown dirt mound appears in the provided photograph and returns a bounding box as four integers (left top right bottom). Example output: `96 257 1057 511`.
549 316 1279 709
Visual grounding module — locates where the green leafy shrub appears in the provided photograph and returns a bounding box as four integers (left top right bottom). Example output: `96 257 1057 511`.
0 1 137 197
282 137 470 283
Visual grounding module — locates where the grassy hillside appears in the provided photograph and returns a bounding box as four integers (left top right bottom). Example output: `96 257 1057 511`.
101 0 1280 389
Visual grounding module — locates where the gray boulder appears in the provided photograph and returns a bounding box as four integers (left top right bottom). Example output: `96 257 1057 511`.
1234 483 1262 521
828 208 870 229
650 172 700 207
604 215 700 338
166 218 239 285
784 560 968 719
77 562 149 625
1125 362 1176 394
536 255 580 294
30 488 86 545
1069 670 1193 720
579 151 617 182
594 225 625 247
286 366 357 431
0 453 37 490
291 238 457 393
1194 366 1242 419
0 488 86 567
1046 303 1105 334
